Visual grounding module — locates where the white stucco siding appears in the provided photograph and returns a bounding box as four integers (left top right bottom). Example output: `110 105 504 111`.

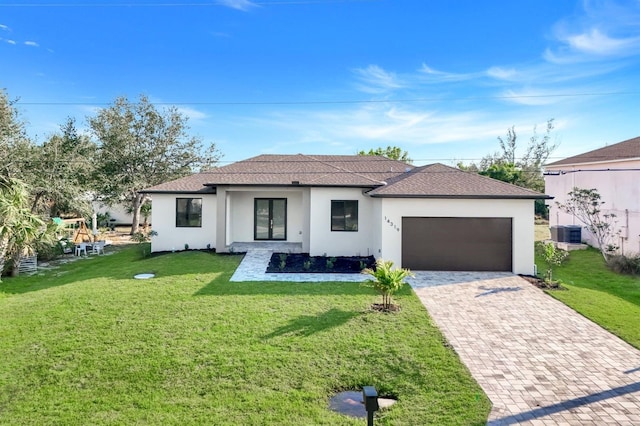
308 187 379 257
227 189 304 243
380 198 536 275
545 159 640 254
92 201 134 225
150 193 217 252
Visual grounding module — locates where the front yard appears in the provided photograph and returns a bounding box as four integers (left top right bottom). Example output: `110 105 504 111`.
536 247 640 349
0 246 490 425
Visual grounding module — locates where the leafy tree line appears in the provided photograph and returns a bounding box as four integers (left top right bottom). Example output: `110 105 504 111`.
1 89 220 276
458 119 557 217
357 145 412 163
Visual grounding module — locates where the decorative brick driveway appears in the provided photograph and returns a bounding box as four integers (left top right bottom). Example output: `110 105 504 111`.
411 273 640 425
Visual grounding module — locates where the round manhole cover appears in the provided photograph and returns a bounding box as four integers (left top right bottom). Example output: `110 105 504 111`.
329 391 366 418
134 273 155 279
328 391 397 418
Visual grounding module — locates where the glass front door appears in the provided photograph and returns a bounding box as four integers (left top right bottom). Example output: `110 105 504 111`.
254 198 287 240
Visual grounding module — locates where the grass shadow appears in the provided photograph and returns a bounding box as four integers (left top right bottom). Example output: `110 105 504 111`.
194 279 377 297
262 308 360 338
0 246 243 295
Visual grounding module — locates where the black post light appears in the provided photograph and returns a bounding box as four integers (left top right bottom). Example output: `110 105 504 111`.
362 386 379 426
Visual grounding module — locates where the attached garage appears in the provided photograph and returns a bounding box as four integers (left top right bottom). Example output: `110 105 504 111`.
401 217 512 271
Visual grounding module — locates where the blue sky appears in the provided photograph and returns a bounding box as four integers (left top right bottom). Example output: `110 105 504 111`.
1 0 640 166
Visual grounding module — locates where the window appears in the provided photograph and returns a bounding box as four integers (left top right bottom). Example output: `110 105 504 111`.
176 198 202 227
331 200 358 231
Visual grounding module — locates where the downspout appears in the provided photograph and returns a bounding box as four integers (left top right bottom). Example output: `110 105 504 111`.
621 209 629 255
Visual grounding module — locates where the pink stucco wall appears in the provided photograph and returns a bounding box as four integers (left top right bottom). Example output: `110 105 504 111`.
544 158 640 255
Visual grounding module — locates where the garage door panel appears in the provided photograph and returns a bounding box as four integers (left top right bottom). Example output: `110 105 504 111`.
402 217 512 271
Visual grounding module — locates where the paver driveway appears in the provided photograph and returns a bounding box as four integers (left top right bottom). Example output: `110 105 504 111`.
411 273 640 425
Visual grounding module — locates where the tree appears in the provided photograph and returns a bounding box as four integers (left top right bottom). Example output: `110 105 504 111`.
0 177 54 279
556 188 620 261
536 241 569 284
29 118 97 217
0 89 34 180
357 146 412 163
459 119 557 217
88 95 221 234
479 162 522 185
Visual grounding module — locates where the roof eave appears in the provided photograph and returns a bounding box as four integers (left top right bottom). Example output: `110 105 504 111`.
140 189 216 195
369 194 551 200
545 156 640 168
203 183 382 189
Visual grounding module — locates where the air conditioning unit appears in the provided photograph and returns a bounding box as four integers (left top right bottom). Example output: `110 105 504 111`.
550 225 581 243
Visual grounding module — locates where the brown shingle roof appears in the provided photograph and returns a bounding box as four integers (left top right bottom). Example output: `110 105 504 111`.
141 173 218 193
143 155 547 199
546 136 640 167
143 154 413 192
367 163 547 199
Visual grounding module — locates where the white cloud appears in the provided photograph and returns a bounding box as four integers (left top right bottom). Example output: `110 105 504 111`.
177 106 208 121
486 66 518 81
217 0 257 11
419 63 478 82
566 28 640 55
5 39 16 45
0 24 10 31
499 88 565 106
24 41 39 47
352 65 404 94
544 1 640 63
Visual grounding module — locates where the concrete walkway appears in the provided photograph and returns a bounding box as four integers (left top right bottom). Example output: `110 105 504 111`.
412 274 640 425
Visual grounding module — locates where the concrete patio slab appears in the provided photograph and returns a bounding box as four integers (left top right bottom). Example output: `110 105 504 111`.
411 274 640 425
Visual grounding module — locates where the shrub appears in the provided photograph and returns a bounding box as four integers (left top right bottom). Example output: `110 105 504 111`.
536 241 569 283
362 259 413 311
303 260 312 271
131 230 158 258
606 253 640 276
326 257 336 270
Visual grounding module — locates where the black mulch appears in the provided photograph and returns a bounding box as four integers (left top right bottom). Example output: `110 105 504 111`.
266 253 376 274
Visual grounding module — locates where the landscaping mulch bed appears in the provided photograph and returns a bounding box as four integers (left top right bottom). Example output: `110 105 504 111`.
519 274 565 290
266 253 376 274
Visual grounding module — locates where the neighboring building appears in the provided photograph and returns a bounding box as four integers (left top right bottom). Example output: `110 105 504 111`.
544 136 640 255
92 201 134 226
143 154 547 275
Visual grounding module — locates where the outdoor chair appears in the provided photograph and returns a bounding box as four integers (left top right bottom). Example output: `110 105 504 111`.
75 243 88 256
92 240 106 255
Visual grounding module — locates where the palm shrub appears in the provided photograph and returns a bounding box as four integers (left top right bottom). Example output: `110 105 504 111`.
362 259 414 311
0 177 56 279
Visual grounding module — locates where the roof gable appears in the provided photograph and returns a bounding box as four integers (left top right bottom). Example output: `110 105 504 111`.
367 163 546 199
546 136 640 167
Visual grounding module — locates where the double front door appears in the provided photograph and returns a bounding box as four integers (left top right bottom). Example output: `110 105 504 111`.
254 198 287 240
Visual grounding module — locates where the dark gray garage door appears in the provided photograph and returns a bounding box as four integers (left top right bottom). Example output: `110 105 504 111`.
402 217 512 271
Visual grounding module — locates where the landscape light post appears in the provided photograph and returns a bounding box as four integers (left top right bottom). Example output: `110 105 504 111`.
362 386 379 426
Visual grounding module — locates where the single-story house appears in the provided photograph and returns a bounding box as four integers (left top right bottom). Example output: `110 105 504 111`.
544 136 640 255
143 154 547 275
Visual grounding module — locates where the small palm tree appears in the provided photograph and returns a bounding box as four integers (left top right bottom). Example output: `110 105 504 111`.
0 177 54 279
362 259 414 311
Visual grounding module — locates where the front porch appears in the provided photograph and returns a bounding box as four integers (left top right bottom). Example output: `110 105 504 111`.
228 241 303 253
216 186 309 253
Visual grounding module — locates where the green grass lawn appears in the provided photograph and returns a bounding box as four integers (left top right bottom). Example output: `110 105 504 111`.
536 247 640 349
0 246 490 425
